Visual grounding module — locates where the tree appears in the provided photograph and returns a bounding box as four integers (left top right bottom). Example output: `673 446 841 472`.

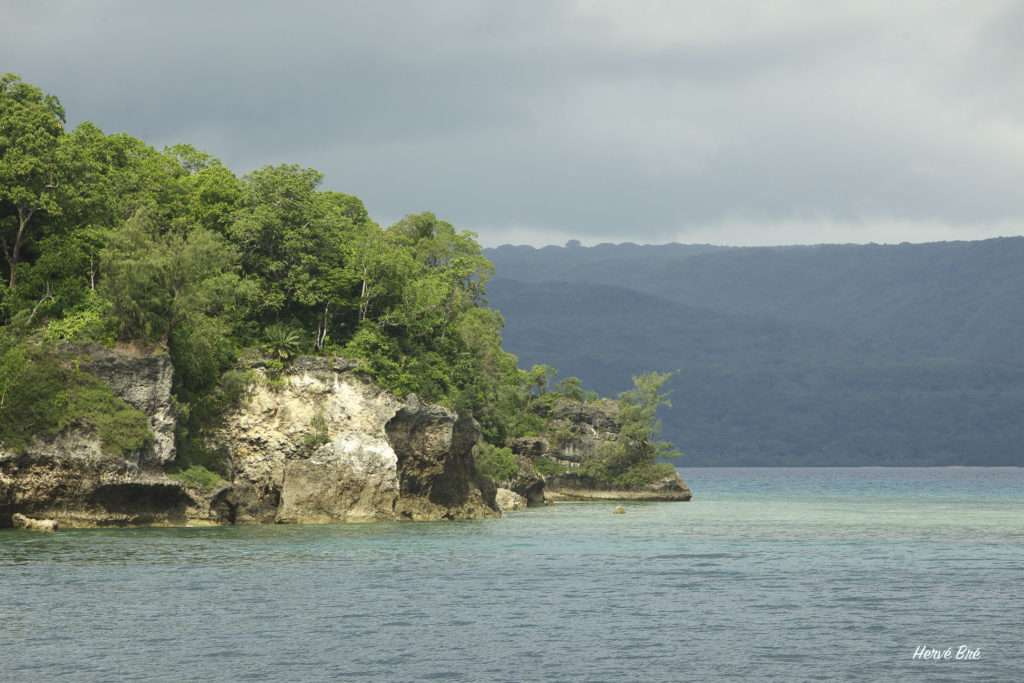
0 73 66 288
230 164 357 347
583 371 681 485
525 364 558 396
350 222 413 325
13 123 151 319
455 306 533 441
100 210 256 391
164 143 244 237
389 212 494 340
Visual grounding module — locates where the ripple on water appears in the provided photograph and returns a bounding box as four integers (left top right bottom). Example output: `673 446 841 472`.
1 468 1023 681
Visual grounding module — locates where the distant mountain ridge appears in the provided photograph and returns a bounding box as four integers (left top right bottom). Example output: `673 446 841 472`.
483 238 1024 466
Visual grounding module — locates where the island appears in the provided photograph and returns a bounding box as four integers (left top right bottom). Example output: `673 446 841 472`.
0 73 688 529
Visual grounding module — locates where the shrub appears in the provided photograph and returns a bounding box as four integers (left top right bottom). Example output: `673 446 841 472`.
42 294 117 345
0 346 153 455
218 368 254 404
532 456 569 477
263 323 302 360
300 411 330 451
472 441 518 483
166 464 223 489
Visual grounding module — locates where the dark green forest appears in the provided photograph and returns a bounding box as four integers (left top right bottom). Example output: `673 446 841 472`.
0 73 671 485
485 240 1024 466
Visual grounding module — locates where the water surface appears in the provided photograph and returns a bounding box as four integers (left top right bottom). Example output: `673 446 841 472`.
2 467 1021 681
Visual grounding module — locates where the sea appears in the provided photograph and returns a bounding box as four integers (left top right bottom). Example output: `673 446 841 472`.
2 467 1022 682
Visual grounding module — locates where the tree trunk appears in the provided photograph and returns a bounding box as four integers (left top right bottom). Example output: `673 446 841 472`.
4 204 35 288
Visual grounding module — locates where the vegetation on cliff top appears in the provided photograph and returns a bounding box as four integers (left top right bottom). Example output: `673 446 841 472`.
0 73 676 484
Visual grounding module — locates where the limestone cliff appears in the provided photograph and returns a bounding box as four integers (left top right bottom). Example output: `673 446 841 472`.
531 397 622 468
0 344 191 527
210 357 499 524
1 348 499 528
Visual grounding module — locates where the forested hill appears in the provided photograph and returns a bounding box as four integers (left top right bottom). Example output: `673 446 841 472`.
483 239 1024 466
2 73 681 492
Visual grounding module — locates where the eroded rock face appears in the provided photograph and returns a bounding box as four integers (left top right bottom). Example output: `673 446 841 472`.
0 432 199 528
507 436 549 458
70 343 178 466
531 397 621 467
1 349 500 529
1 345 197 529
208 358 499 523
495 488 527 512
511 454 548 507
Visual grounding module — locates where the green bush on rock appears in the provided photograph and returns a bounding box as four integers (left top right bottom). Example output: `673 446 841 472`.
166 464 223 489
472 442 518 483
0 346 153 455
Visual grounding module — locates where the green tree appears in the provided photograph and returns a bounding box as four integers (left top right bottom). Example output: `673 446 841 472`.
525 364 558 396
230 164 357 347
583 371 681 485
165 144 244 237
471 441 519 483
554 376 585 401
389 212 494 340
0 73 66 289
350 222 413 325
100 210 256 392
13 123 142 319
455 306 534 440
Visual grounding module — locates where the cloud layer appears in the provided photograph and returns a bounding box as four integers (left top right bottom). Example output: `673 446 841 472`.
3 0 1023 246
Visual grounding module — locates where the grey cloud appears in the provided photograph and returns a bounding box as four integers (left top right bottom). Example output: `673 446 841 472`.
2 0 1022 245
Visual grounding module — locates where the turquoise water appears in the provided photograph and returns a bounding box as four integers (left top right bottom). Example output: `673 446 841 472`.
2 467 1022 681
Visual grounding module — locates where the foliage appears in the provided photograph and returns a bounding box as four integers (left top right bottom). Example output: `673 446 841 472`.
524 364 557 396
217 369 255 404
0 74 640 481
301 410 330 451
579 372 681 486
263 323 302 360
0 73 66 289
0 327 29 417
532 456 569 477
99 210 256 400
0 345 152 455
471 441 519 483
42 291 116 344
166 464 223 490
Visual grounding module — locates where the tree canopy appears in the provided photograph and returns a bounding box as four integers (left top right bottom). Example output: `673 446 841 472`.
0 73 678 485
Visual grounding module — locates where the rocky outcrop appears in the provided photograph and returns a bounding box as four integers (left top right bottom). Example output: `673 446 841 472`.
0 345 200 528
207 357 499 524
0 430 201 528
70 343 178 466
2 349 500 528
12 513 58 531
507 436 549 458
496 450 548 507
532 397 621 467
509 395 693 503
495 488 527 512
543 471 693 501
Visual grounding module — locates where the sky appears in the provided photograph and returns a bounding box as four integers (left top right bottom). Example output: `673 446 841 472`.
3 0 1023 248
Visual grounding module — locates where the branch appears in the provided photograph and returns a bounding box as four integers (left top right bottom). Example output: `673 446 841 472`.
26 283 55 325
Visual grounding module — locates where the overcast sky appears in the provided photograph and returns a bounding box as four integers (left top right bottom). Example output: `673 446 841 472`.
3 0 1023 247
